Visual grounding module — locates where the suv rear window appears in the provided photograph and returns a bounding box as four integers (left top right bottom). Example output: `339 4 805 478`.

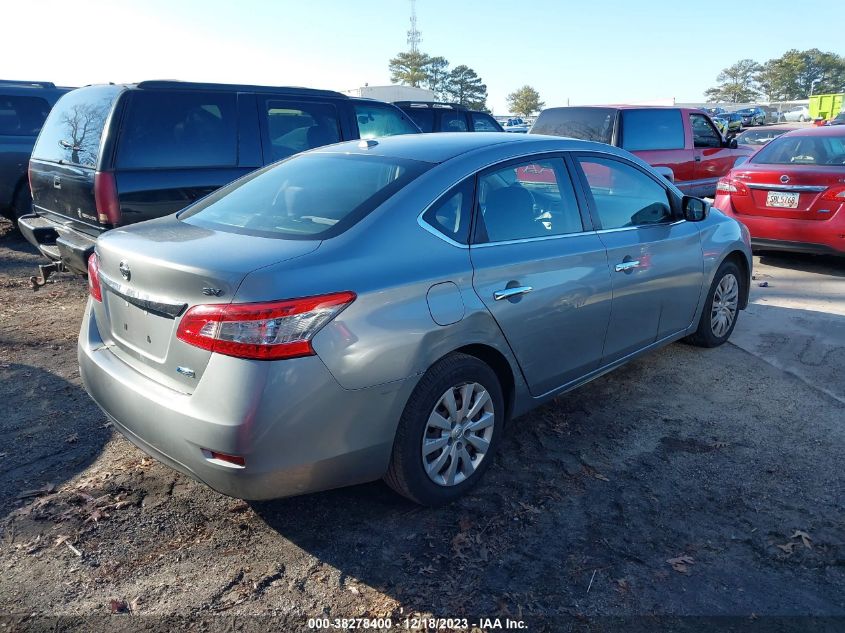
181 153 430 239
117 91 237 169
32 85 121 167
0 96 50 136
263 100 341 163
620 109 684 151
404 108 435 133
353 102 418 138
530 107 615 144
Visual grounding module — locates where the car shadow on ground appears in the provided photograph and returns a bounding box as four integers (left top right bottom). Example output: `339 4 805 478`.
0 363 111 518
756 251 845 277
249 335 845 618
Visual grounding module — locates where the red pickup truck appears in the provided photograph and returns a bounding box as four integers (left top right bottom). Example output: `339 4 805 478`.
530 106 754 198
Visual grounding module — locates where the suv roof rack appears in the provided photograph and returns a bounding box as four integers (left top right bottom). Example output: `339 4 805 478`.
0 80 57 89
134 80 347 98
394 101 466 110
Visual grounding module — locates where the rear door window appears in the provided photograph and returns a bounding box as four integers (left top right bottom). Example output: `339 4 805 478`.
31 85 121 167
403 108 434 133
0 96 50 136
440 111 469 132
620 109 685 151
422 179 475 244
116 91 237 169
471 112 502 132
262 100 341 163
353 102 418 138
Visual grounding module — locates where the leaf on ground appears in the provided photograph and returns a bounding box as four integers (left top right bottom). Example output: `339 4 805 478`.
593 473 610 482
667 555 695 573
776 542 797 554
458 516 473 532
792 530 812 549
710 441 730 449
17 483 56 499
65 433 79 444
615 578 630 593
109 599 129 614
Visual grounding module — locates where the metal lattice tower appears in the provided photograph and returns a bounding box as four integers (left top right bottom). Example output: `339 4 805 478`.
407 0 421 52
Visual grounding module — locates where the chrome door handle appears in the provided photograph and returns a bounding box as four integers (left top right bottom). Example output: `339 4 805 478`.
615 260 640 272
493 286 533 301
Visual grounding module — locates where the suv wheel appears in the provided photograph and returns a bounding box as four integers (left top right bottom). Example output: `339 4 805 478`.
686 260 742 348
384 353 504 505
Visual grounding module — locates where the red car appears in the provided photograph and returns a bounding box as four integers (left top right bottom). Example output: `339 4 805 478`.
714 126 845 255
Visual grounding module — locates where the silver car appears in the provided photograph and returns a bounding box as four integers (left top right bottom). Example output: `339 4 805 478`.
79 133 752 505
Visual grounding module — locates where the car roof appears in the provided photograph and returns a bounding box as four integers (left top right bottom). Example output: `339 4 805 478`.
311 132 626 164
779 125 845 138
394 101 467 110
86 80 347 98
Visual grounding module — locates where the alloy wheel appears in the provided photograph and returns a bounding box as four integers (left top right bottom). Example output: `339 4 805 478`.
422 382 495 486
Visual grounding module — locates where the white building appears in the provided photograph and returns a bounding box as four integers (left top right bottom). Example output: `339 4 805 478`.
343 85 435 103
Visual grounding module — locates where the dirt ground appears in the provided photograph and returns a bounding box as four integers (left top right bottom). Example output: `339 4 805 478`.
0 218 843 632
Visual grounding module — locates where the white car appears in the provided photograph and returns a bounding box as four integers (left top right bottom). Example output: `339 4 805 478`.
782 105 810 122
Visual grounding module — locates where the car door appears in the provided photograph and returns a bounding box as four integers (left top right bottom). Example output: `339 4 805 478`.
469 155 613 396
690 112 735 198
572 153 704 365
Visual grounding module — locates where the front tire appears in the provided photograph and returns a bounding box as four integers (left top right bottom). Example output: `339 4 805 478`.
384 353 505 506
686 260 743 348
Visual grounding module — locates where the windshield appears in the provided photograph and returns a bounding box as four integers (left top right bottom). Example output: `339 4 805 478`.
751 134 845 166
181 153 431 239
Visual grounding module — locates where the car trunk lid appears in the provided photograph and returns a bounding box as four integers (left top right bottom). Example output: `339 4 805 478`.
728 164 845 220
92 216 320 392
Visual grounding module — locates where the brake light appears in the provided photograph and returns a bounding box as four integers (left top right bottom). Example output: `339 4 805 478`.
716 178 749 196
820 186 845 201
176 292 356 360
87 253 102 302
94 171 120 225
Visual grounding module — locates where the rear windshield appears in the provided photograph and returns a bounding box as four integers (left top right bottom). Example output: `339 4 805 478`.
32 85 121 167
181 153 431 239
0 95 51 136
531 107 614 144
751 134 845 166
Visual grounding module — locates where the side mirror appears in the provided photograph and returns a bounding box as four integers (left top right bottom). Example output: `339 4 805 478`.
682 196 709 222
724 137 738 149
654 166 675 184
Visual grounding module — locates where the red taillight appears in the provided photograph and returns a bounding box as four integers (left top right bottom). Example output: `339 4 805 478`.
94 171 120 225
820 186 845 202
716 177 749 196
176 292 356 360
87 253 102 302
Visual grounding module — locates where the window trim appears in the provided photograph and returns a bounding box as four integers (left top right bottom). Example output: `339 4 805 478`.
570 151 681 232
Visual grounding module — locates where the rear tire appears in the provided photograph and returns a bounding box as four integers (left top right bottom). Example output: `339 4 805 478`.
10 184 32 223
384 353 505 506
686 260 743 348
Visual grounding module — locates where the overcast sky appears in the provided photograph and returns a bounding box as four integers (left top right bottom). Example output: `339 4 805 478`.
4 0 843 113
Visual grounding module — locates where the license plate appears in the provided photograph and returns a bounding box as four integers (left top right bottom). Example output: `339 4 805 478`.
104 291 174 360
766 191 799 208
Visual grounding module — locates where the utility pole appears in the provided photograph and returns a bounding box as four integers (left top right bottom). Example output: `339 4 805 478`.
407 0 421 53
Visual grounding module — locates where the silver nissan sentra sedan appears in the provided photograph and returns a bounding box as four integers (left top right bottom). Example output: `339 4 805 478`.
79 133 752 506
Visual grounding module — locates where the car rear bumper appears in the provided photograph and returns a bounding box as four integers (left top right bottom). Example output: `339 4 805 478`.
78 300 416 500
18 213 97 274
714 194 845 255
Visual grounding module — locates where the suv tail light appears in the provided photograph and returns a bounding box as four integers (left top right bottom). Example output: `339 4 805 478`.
94 171 121 225
820 186 845 202
87 253 103 302
716 178 749 196
176 292 356 360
